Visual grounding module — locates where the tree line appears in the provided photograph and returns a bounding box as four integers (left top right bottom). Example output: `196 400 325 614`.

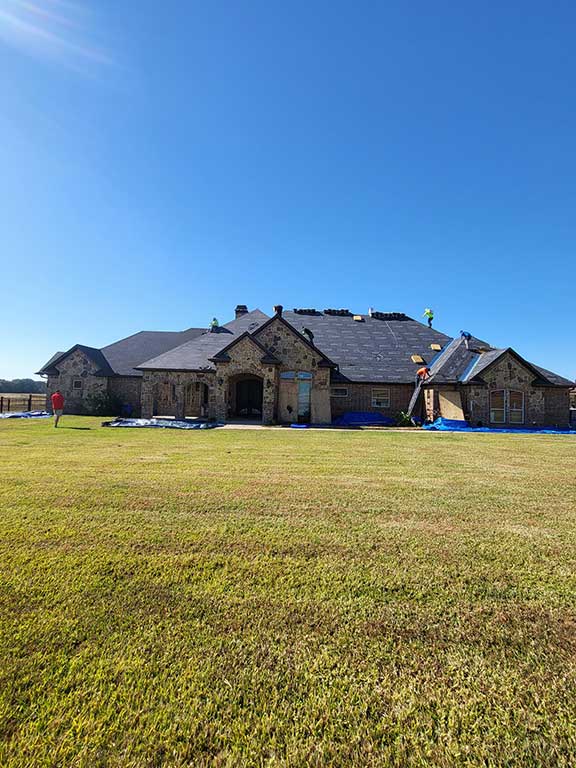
0 379 46 394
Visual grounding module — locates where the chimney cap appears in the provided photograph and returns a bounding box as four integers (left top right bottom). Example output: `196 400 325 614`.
234 304 248 318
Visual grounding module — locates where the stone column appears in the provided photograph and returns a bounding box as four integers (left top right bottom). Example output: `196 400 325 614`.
214 374 228 422
175 380 186 420
141 373 155 419
262 372 276 425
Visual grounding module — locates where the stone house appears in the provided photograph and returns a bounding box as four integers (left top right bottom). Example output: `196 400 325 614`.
37 304 573 428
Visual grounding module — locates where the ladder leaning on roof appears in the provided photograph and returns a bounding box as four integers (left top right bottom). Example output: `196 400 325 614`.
407 379 423 419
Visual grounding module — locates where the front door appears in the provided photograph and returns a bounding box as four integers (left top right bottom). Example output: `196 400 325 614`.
236 379 263 417
297 380 312 423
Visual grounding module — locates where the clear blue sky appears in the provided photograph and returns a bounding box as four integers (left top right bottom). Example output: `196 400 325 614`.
1 1 574 381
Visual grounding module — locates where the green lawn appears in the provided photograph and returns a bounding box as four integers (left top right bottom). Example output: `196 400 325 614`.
0 416 575 767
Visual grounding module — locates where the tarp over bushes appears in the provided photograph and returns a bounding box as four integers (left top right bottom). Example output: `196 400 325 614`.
332 411 396 427
423 417 576 435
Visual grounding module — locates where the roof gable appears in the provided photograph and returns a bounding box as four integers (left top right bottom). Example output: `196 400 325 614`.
209 332 281 365
252 314 335 368
469 348 558 386
37 345 114 377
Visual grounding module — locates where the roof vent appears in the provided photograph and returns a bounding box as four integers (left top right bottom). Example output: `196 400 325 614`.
411 354 425 364
371 311 411 321
323 308 351 316
353 315 364 322
293 308 320 315
430 343 442 351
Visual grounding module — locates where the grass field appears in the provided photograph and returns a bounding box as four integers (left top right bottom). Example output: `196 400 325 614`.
0 416 575 767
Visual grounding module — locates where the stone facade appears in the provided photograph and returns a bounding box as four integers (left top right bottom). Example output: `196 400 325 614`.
108 377 143 416
46 349 108 414
254 317 331 423
138 319 334 425
141 371 215 419
426 353 570 428
213 336 277 424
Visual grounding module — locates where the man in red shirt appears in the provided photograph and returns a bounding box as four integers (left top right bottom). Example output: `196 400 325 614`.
50 390 65 427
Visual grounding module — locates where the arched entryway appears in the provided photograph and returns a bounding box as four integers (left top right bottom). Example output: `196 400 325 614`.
229 374 264 419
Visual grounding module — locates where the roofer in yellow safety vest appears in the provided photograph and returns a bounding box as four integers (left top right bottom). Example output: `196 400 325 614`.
423 308 434 328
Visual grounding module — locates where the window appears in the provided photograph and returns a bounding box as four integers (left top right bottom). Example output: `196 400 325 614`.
331 387 348 398
490 389 524 425
371 387 390 408
508 390 524 424
490 390 506 424
281 371 313 380
73 379 83 390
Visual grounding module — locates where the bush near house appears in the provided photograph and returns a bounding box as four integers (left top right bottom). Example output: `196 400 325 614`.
0 417 575 767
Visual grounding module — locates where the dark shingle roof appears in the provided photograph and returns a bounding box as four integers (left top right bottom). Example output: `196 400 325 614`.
282 310 452 383
428 339 573 388
36 351 65 376
37 328 206 378
101 328 205 376
37 345 114 377
137 310 270 371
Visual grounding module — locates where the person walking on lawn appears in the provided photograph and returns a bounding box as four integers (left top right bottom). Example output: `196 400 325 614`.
51 390 64 427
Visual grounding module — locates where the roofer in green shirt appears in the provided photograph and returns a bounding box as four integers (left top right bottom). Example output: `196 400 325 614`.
423 307 434 328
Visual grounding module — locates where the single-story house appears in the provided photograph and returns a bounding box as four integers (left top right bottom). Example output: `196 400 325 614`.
37 304 573 428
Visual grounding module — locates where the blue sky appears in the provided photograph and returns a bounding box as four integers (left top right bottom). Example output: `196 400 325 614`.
1 0 574 380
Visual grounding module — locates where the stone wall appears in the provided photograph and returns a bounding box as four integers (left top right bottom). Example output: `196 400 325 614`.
254 318 321 371
46 349 107 414
330 383 414 420
255 317 331 423
108 377 142 416
141 371 215 419
459 353 569 428
544 388 570 428
213 336 277 423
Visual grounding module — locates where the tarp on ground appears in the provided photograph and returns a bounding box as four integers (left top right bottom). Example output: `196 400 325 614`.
332 411 396 427
102 418 221 430
423 417 576 435
0 411 51 420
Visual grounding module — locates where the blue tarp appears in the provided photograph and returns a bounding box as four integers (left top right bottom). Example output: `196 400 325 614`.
423 417 576 435
102 418 221 430
0 411 51 420
332 411 396 427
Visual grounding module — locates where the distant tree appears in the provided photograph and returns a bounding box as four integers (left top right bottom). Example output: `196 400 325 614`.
0 379 47 394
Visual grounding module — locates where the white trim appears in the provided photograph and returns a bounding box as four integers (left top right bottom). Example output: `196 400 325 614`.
371 387 390 408
490 389 525 424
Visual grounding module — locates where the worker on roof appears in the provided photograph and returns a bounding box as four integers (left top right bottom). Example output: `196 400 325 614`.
210 317 219 330
460 330 472 350
423 308 434 328
416 366 430 383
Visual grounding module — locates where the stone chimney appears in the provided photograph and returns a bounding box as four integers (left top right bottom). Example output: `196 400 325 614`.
235 304 248 319
273 304 283 317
